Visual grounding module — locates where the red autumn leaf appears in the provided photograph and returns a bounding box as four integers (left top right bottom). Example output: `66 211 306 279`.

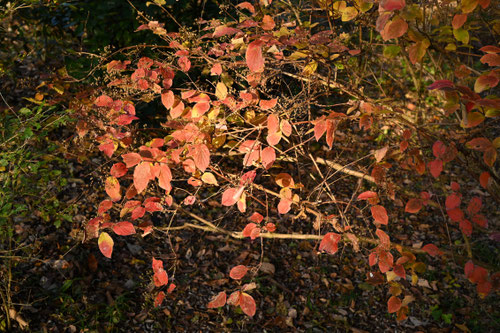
371 205 389 225
192 102 210 118
471 214 487 227
267 131 282 146
242 223 260 240
452 14 467 29
249 212 264 224
265 223 276 232
381 17 408 40
261 15 275 30
428 80 455 91
110 163 128 178
393 264 406 278
451 181 460 192
277 198 292 214
474 73 499 93
105 176 121 202
183 195 196 205
267 114 279 133
161 90 175 109
170 100 185 119
480 45 500 53
467 197 482 215
319 232 341 254
227 291 241 306
432 140 446 159
388 296 402 314
207 291 227 309
178 56 191 72
422 244 443 257
188 144 210 172
98 232 114 258
230 265 249 280
246 40 265 72
144 198 162 212
95 94 113 107
152 258 163 272
167 283 176 293
369 252 378 266
447 207 464 222
261 146 276 169
99 142 115 157
131 206 146 220
154 291 165 307
466 137 492 151
281 120 292 137
213 26 241 38
239 292 256 317
380 0 406 11
113 221 136 236
445 193 461 210
98 200 113 215
429 159 443 178
479 171 490 189
221 187 242 206
236 1 255 14
376 229 391 247
470 265 488 284
357 191 378 200
210 63 222 76
134 162 152 194
260 98 277 110
158 163 172 191
314 119 327 141
460 219 473 236
405 198 423 213
122 153 142 168
154 269 169 287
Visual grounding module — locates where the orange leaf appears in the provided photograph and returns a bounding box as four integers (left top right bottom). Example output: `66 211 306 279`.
405 198 423 213
189 144 210 172
239 293 256 317
319 232 341 254
246 40 265 73
134 162 152 194
388 296 402 313
207 291 227 308
113 221 136 236
259 98 277 110
155 291 165 307
161 90 175 109
229 265 249 280
261 146 276 169
105 176 121 202
371 205 389 225
422 244 443 257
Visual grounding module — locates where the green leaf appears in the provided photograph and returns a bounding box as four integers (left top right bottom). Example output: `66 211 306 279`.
453 28 470 45
383 45 401 58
